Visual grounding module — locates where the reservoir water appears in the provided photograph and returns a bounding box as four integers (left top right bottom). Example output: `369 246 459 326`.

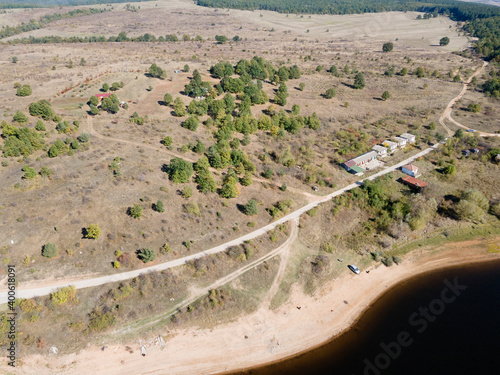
232 259 500 375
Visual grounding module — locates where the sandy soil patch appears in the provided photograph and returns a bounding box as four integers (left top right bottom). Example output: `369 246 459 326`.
4 236 498 375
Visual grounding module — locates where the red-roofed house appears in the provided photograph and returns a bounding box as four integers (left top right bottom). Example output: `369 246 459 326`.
401 164 419 177
401 176 428 189
95 93 111 99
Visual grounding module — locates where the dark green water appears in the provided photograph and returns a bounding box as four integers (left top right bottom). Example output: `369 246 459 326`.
231 259 500 375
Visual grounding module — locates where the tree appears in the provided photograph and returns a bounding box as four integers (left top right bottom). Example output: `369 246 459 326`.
220 180 239 199
353 72 365 89
78 133 90 143
243 199 258 216
42 243 58 258
184 64 190 72
12 56 18 63
400 67 408 76
415 67 425 78
324 88 336 99
84 224 101 239
102 83 109 92
454 129 464 139
382 42 394 52
16 84 32 97
240 172 253 186
453 74 461 82
329 65 339 77
382 91 391 101
29 100 54 120
137 248 156 263
148 63 166 79
89 95 99 107
153 200 165 213
274 83 288 106
182 116 199 131
215 35 228 44
128 204 143 219
173 97 187 117
298 82 305 91
167 157 194 183
13 111 27 124
436 133 446 143
163 93 173 106
442 164 456 175
162 135 173 147
468 103 481 113
439 37 450 46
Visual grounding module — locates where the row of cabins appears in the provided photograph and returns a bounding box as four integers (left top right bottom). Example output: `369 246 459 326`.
343 133 416 173
378 133 416 155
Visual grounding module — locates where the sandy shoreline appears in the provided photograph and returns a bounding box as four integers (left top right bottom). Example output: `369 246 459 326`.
3 237 499 375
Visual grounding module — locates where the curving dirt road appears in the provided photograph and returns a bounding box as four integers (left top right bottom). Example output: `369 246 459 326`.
439 60 499 137
0 142 440 304
114 218 300 335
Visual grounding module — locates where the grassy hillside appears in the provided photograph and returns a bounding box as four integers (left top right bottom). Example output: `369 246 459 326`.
0 0 150 8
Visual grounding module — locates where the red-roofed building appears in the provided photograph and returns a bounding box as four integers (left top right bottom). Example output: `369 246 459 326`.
401 176 428 189
95 93 111 99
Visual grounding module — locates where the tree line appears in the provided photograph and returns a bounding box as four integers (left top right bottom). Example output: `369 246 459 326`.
5 32 206 45
0 8 107 40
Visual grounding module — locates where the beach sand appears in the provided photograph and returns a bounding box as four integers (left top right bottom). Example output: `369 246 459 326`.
3 237 499 375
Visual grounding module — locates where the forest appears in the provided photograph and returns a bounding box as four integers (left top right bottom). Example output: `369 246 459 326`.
196 0 500 60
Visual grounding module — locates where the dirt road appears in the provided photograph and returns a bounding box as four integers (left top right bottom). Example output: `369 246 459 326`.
439 61 499 137
0 143 439 304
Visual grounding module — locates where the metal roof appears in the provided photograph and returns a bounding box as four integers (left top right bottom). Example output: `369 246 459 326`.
402 176 428 188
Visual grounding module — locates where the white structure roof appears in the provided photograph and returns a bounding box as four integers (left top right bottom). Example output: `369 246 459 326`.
372 145 387 153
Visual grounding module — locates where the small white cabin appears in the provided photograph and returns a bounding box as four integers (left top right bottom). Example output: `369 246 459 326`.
400 133 416 144
394 137 408 148
372 145 388 157
383 140 398 152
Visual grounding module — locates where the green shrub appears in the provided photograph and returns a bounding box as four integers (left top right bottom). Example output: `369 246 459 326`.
84 224 101 239
137 248 156 263
22 165 37 179
88 309 117 332
307 207 318 217
243 199 258 216
50 286 77 305
320 242 334 253
153 200 165 213
42 243 58 258
381 257 394 267
324 88 336 99
128 204 143 219
167 157 193 183
184 202 201 216
182 186 193 198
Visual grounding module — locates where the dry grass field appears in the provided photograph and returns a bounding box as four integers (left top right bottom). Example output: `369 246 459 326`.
1 0 499 364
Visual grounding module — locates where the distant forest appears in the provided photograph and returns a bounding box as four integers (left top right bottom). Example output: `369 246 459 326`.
196 0 500 60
